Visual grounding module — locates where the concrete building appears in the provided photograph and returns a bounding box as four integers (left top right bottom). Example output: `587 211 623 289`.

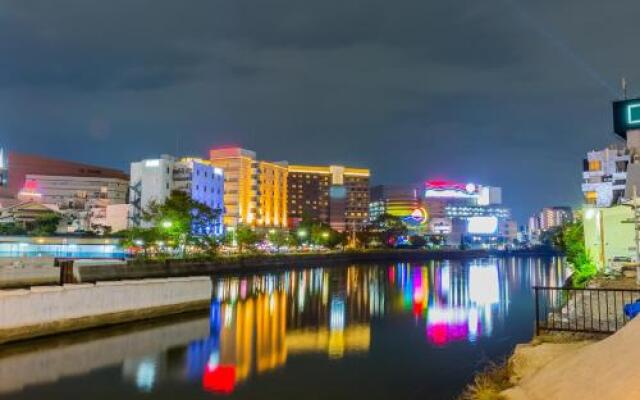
0 151 129 234
129 155 224 235
287 165 370 232
0 152 128 200
582 146 630 207
209 147 287 229
369 185 418 221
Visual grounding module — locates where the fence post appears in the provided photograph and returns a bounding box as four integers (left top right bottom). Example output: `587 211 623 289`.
534 287 540 336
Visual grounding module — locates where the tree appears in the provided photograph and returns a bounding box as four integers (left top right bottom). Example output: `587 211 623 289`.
267 229 289 252
143 191 222 256
235 224 259 254
0 222 27 236
555 221 597 286
28 214 61 236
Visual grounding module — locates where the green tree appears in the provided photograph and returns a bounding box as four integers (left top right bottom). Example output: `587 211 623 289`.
555 221 597 286
267 229 289 252
0 222 27 236
235 224 260 254
28 214 61 236
143 191 222 256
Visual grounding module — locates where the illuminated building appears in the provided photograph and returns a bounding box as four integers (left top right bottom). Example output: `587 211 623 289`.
528 206 573 241
256 161 288 228
130 155 224 234
287 164 370 231
369 185 418 221
210 147 287 228
0 151 129 234
419 180 512 248
210 147 257 227
12 174 129 234
0 151 128 200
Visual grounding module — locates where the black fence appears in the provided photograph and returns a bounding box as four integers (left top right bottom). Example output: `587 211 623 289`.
533 286 640 335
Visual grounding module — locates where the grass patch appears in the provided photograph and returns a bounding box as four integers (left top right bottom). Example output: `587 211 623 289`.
459 360 512 400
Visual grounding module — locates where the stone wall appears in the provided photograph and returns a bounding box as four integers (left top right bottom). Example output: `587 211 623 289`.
0 276 212 343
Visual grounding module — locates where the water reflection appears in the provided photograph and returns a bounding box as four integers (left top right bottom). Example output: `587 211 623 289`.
0 257 567 399
179 257 566 395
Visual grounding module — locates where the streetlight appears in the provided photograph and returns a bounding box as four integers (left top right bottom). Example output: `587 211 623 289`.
162 220 173 229
322 231 330 239
298 229 307 238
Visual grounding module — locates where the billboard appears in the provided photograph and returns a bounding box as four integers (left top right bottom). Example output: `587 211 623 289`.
613 98 640 137
467 216 498 235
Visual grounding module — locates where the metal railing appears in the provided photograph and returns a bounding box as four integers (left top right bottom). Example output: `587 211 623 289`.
533 286 640 335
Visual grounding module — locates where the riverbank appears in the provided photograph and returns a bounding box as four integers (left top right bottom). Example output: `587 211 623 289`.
0 276 211 345
463 275 640 400
74 248 560 284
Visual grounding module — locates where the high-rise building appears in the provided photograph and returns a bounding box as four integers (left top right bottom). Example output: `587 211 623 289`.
210 147 287 229
527 206 573 241
369 185 418 221
129 155 224 234
287 165 370 231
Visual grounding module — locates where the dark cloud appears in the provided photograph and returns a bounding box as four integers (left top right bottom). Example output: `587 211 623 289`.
0 0 637 221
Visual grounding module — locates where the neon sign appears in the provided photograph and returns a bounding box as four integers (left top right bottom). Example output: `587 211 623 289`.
403 208 428 225
424 180 478 199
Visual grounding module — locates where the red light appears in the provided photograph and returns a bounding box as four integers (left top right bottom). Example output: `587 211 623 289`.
425 180 467 191
203 365 236 394
23 179 38 191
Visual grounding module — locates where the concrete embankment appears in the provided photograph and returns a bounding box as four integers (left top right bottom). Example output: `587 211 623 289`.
74 249 559 283
0 276 211 344
502 317 640 400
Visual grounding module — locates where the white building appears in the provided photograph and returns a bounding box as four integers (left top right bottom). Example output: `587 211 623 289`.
15 174 129 234
582 146 630 207
129 155 224 235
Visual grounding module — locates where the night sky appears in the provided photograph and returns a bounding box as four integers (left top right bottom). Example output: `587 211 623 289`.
0 1 636 222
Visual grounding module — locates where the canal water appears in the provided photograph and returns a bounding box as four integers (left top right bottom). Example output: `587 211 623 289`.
0 257 566 400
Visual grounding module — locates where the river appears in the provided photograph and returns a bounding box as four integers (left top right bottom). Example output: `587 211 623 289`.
0 256 566 399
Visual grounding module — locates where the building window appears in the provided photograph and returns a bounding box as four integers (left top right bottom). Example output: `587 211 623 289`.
588 160 601 172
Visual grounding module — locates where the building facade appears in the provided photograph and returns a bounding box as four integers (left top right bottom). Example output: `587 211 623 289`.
257 161 288 228
129 155 224 234
369 185 418 222
582 146 630 207
0 152 129 200
416 180 512 248
287 165 370 231
0 151 129 234
210 147 287 229
210 147 257 227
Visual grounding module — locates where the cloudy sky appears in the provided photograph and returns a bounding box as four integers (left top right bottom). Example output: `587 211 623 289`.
0 0 637 221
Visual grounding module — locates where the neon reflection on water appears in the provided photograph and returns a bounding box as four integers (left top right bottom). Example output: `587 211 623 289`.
177 260 563 394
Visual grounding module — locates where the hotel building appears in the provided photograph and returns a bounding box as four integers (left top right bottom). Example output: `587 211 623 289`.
209 147 287 229
129 155 224 234
287 165 370 231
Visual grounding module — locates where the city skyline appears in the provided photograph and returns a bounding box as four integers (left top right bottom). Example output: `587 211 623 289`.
2 1 638 222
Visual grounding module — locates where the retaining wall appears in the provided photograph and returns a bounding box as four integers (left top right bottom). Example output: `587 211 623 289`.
0 276 212 344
